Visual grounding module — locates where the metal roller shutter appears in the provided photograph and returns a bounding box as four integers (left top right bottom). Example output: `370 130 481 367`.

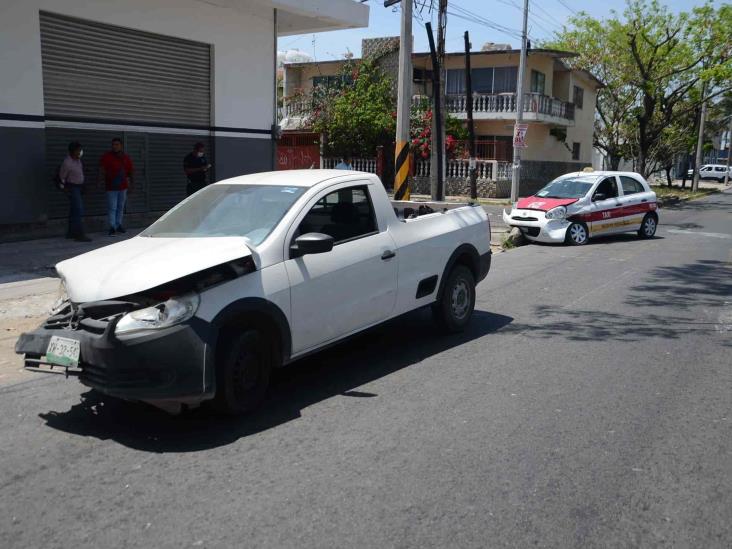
39 11 211 126
40 11 213 219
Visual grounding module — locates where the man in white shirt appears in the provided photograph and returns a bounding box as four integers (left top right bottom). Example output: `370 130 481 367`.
59 141 91 242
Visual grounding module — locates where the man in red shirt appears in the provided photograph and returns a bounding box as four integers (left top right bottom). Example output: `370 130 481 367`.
99 137 134 236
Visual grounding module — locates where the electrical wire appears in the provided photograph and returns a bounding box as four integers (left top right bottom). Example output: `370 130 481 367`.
555 0 579 16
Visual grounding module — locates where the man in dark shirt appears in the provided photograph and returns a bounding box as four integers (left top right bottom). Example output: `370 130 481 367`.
184 142 211 196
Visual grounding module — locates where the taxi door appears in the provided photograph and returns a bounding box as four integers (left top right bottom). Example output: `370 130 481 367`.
618 176 650 231
589 176 624 236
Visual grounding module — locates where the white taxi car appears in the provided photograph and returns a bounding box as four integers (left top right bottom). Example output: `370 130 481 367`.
502 170 659 245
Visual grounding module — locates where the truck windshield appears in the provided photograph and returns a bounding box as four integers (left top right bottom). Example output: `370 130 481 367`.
141 184 306 244
535 177 595 199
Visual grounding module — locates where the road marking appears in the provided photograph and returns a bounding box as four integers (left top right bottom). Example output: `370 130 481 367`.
667 229 732 239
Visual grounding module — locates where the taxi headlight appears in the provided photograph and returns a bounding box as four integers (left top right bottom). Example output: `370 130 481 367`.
115 293 200 335
545 206 567 220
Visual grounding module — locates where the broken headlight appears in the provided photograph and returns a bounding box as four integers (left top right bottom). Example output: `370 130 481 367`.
50 279 70 315
545 206 567 220
115 293 200 335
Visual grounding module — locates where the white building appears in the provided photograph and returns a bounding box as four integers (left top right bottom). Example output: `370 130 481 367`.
1 0 368 226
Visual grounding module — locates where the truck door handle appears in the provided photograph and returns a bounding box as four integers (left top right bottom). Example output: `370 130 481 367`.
381 250 396 260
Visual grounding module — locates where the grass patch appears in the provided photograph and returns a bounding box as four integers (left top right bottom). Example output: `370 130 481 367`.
651 184 718 201
501 235 517 249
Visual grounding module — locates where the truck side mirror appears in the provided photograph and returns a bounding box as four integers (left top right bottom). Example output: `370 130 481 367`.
291 232 334 257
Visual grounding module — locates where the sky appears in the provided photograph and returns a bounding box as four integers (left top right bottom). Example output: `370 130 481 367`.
278 0 718 60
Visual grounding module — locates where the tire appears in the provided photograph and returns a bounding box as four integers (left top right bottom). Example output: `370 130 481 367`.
432 265 476 333
638 213 657 239
213 330 271 415
565 221 589 246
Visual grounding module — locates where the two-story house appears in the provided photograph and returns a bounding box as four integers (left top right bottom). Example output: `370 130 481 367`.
281 39 602 196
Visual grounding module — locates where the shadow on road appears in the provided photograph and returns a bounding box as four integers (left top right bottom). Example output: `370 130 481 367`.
626 259 732 311
503 260 731 344
38 308 513 452
664 198 732 215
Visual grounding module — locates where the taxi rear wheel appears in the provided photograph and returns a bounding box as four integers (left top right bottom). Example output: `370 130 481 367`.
638 213 657 239
565 222 589 246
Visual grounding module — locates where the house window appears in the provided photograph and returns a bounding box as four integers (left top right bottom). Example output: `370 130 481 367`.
493 66 518 93
446 69 466 94
447 67 517 95
530 70 545 94
573 85 584 109
312 74 351 90
471 68 493 93
572 142 581 160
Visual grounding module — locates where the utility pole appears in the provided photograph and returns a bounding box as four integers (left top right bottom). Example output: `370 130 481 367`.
510 0 529 203
692 82 707 192
436 0 447 200
464 31 477 199
426 21 444 201
387 0 413 200
723 115 732 186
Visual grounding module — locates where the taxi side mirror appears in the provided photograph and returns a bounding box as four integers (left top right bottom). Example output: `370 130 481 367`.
592 193 606 202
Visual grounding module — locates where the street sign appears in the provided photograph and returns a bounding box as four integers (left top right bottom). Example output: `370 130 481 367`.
513 123 528 149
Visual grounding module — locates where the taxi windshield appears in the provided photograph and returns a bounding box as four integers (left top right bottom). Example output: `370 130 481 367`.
141 184 306 244
535 178 595 199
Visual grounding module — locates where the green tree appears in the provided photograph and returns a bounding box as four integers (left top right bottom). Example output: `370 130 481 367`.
310 60 396 158
548 0 732 176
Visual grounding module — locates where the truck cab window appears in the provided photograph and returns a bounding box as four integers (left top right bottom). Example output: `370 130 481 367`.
298 186 377 244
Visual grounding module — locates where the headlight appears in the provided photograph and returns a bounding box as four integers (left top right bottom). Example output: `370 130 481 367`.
115 293 200 335
50 280 69 314
545 206 567 220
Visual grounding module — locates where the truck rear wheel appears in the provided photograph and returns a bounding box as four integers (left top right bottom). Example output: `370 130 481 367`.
213 330 271 415
432 265 476 333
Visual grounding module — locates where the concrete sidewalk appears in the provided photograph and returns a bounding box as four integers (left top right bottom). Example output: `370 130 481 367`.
0 230 139 385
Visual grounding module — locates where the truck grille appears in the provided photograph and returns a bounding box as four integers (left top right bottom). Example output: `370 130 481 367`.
43 300 137 333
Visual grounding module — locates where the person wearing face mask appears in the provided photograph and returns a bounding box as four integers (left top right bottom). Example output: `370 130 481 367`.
184 142 211 196
99 137 134 236
59 141 91 242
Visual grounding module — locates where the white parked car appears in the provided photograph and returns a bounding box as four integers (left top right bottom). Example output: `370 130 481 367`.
16 171 491 414
502 170 659 245
686 164 731 183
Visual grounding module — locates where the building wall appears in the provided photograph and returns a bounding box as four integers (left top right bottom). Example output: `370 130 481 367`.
564 72 597 165
1 0 277 225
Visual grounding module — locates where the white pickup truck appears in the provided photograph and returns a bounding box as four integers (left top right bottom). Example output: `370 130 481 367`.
17 170 491 414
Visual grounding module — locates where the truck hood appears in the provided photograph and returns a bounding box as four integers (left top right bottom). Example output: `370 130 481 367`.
515 197 579 211
57 236 254 303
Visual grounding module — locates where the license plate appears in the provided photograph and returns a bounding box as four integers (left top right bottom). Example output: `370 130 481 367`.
46 336 80 368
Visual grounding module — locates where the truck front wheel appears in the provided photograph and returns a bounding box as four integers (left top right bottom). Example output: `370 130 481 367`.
213 330 271 415
432 265 476 333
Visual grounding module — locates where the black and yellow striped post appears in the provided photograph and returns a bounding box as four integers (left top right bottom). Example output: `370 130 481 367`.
393 141 411 200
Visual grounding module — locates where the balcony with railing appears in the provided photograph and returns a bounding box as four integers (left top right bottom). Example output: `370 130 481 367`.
414 92 575 125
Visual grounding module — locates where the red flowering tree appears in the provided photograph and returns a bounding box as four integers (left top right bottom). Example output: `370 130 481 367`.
410 98 469 159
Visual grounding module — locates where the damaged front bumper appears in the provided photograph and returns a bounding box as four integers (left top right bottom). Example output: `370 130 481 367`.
502 209 571 243
15 301 215 405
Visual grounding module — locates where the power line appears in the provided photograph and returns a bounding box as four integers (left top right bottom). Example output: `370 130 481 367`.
529 2 568 31
448 2 523 39
555 0 579 16
496 0 563 38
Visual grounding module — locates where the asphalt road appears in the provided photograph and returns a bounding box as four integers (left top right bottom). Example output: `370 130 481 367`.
1 192 730 548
